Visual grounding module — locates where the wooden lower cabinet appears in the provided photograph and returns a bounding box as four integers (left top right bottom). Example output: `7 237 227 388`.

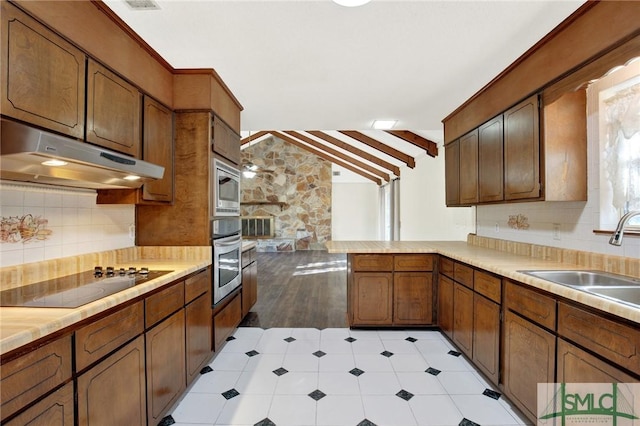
437 274 454 339
77 336 146 426
557 338 637 383
4 381 74 426
452 282 474 357
502 310 555 423
213 294 242 351
472 293 500 385
351 272 393 326
146 310 186 425
241 253 258 317
394 272 433 325
186 292 213 385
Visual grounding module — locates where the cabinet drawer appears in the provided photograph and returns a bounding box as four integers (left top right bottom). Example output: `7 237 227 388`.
558 302 640 376
505 280 556 330
454 262 474 289
394 254 434 272
185 269 210 303
351 254 393 272
76 302 144 372
145 282 185 328
474 271 501 304
439 257 454 279
1 334 72 421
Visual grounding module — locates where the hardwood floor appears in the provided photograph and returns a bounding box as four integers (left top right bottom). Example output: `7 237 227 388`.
239 250 348 329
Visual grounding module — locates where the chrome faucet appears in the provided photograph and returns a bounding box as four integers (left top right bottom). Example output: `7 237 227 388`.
609 211 640 246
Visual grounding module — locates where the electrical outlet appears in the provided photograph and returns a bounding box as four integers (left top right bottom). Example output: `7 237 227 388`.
494 222 499 233
129 223 135 239
552 223 561 240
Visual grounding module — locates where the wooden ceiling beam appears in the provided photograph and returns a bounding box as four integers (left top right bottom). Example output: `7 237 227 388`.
385 130 439 158
240 130 270 146
271 131 382 185
339 130 416 168
307 131 401 176
284 131 391 182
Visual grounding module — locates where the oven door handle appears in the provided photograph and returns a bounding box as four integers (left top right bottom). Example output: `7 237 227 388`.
215 236 242 247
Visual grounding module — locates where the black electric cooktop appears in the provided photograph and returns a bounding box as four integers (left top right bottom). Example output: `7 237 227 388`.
0 269 173 308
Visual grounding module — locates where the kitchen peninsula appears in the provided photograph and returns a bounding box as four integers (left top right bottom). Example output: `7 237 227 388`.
326 237 640 423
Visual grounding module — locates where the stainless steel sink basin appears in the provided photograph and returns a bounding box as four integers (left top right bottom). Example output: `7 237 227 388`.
518 270 640 309
519 270 640 287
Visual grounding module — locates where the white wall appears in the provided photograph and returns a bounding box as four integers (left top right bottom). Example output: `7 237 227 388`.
330 135 476 242
0 182 135 267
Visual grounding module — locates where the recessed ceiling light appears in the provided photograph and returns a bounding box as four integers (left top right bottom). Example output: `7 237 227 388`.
372 120 397 130
333 0 371 7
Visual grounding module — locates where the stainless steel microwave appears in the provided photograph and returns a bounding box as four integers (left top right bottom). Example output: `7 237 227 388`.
213 158 241 216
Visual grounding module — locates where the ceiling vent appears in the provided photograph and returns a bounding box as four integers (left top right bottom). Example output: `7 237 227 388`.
124 0 160 10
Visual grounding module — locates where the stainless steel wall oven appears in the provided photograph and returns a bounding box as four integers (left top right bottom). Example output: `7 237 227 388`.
211 217 242 305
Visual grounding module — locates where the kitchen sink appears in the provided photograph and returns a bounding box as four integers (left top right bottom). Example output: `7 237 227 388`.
518 270 640 309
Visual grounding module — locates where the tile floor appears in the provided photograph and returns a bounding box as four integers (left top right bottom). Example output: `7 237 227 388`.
165 328 532 426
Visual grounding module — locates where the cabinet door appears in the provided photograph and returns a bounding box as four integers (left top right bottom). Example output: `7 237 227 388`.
438 274 454 339
142 96 174 202
242 261 258 318
213 293 242 351
452 282 474 357
557 338 637 383
4 382 74 426
351 272 393 326
459 129 479 205
504 94 540 200
77 336 146 426
186 292 213 386
472 293 500 385
445 140 460 206
394 272 433 325
478 115 504 202
146 310 186 425
86 59 141 156
212 116 241 165
503 311 555 423
1 2 85 139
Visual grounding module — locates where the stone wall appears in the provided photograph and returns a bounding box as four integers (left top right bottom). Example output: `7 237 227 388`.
240 136 332 250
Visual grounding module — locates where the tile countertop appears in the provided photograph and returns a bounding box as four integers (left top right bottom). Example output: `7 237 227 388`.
325 240 640 325
0 259 210 356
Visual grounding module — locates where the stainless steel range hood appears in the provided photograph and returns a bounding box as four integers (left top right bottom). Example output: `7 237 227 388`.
0 119 164 189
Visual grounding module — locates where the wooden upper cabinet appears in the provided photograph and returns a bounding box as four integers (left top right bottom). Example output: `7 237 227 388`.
444 140 460 206
212 115 241 165
504 94 540 200
142 96 174 202
86 59 141 157
458 129 479 205
1 2 85 138
478 115 504 202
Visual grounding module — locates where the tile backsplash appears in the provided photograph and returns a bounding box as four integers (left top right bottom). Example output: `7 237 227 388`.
0 182 135 267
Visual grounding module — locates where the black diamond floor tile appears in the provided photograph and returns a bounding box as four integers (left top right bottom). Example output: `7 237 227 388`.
272 367 289 376
425 367 441 376
380 350 394 357
199 365 213 375
313 350 327 358
448 350 462 357
405 337 417 342
396 389 414 401
459 418 480 426
357 419 377 426
308 389 326 401
254 418 276 426
226 335 236 341
158 415 175 426
345 337 357 343
246 350 260 357
349 368 365 377
483 388 502 400
222 388 240 400
284 337 296 342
